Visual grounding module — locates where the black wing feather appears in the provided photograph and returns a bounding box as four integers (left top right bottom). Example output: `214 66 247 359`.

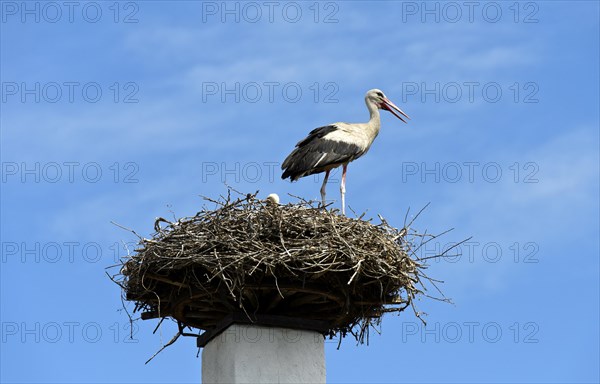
281 125 363 181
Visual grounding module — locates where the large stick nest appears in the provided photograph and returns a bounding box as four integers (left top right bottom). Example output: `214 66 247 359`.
116 192 447 345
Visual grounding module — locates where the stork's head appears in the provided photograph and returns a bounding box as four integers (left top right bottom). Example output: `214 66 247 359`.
366 89 410 123
265 193 280 205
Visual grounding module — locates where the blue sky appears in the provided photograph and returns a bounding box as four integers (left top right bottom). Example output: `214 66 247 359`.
1 1 598 383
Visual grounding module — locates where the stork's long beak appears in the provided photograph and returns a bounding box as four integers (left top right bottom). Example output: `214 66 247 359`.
382 97 410 123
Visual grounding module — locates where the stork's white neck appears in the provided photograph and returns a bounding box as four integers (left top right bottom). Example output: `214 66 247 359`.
364 97 382 138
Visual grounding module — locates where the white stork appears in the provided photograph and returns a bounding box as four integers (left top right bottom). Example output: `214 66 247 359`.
281 89 409 214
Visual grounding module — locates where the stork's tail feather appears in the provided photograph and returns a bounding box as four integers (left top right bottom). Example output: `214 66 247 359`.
281 167 302 181
281 169 294 180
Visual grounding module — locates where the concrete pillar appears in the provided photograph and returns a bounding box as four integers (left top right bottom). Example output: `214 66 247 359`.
202 324 325 383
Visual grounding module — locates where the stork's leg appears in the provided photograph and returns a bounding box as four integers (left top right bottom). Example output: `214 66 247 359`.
320 170 330 208
340 164 348 215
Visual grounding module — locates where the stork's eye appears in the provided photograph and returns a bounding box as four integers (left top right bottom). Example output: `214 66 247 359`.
376 91 384 97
